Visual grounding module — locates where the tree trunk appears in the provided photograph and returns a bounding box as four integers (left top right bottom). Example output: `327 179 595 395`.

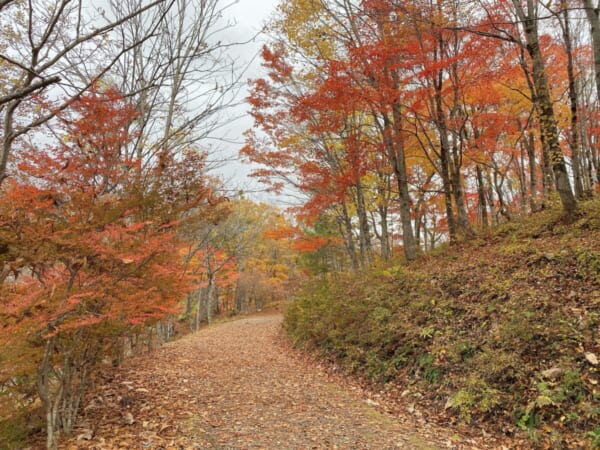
583 0 600 105
206 273 215 324
339 201 359 271
432 74 458 241
186 292 193 318
388 97 418 260
485 168 498 225
584 135 599 193
1 100 20 184
493 165 512 221
476 165 489 230
512 0 577 216
562 5 585 199
540 130 554 200
414 195 424 249
353 183 372 268
523 128 539 211
38 337 60 450
422 217 428 251
579 111 597 195
449 145 474 237
234 278 245 314
378 204 391 261
195 287 205 331
517 142 528 212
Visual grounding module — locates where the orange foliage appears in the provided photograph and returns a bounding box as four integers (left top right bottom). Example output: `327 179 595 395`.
0 87 195 348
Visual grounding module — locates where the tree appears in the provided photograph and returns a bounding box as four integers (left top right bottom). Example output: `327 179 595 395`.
107 0 244 170
0 88 207 449
244 2 421 261
511 0 577 215
582 0 600 103
0 0 172 184
246 0 592 265
460 0 577 215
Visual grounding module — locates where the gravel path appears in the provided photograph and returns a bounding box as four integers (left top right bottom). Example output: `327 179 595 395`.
58 314 475 449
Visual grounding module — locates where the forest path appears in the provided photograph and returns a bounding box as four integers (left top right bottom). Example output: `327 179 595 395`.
59 314 489 449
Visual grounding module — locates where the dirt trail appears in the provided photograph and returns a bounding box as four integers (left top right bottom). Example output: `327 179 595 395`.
58 314 486 449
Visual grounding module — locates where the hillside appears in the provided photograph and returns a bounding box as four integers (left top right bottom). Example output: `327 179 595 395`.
285 199 600 448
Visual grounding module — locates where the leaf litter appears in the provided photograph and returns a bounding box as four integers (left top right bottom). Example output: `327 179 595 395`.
58 314 505 449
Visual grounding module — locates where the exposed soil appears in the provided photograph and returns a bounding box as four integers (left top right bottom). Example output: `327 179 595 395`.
51 314 501 450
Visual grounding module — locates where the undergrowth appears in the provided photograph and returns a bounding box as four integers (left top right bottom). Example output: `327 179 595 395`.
285 199 600 448
0 406 43 449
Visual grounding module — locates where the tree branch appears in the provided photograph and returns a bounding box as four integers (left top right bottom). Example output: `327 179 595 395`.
0 76 61 107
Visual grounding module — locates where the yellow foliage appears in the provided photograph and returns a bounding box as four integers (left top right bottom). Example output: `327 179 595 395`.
275 0 336 60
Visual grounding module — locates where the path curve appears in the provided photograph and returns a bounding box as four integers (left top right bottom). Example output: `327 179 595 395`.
59 314 471 449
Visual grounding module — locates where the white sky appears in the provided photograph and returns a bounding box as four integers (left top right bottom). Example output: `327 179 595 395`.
216 0 282 203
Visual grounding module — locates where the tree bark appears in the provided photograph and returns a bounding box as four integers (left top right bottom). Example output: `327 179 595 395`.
206 273 215 324
375 173 392 260
583 0 600 104
485 168 498 225
449 144 474 236
512 0 577 216
38 337 60 450
523 128 539 211
353 183 372 268
384 106 418 261
339 200 360 271
476 165 489 230
195 287 205 331
432 71 458 241
561 4 585 199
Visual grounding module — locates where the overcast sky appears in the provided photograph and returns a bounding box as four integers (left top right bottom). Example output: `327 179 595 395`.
215 0 282 203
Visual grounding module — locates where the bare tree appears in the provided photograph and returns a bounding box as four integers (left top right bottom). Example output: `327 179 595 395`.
0 0 179 184
105 0 248 174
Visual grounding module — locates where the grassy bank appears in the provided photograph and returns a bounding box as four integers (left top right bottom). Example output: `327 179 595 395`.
285 200 600 448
